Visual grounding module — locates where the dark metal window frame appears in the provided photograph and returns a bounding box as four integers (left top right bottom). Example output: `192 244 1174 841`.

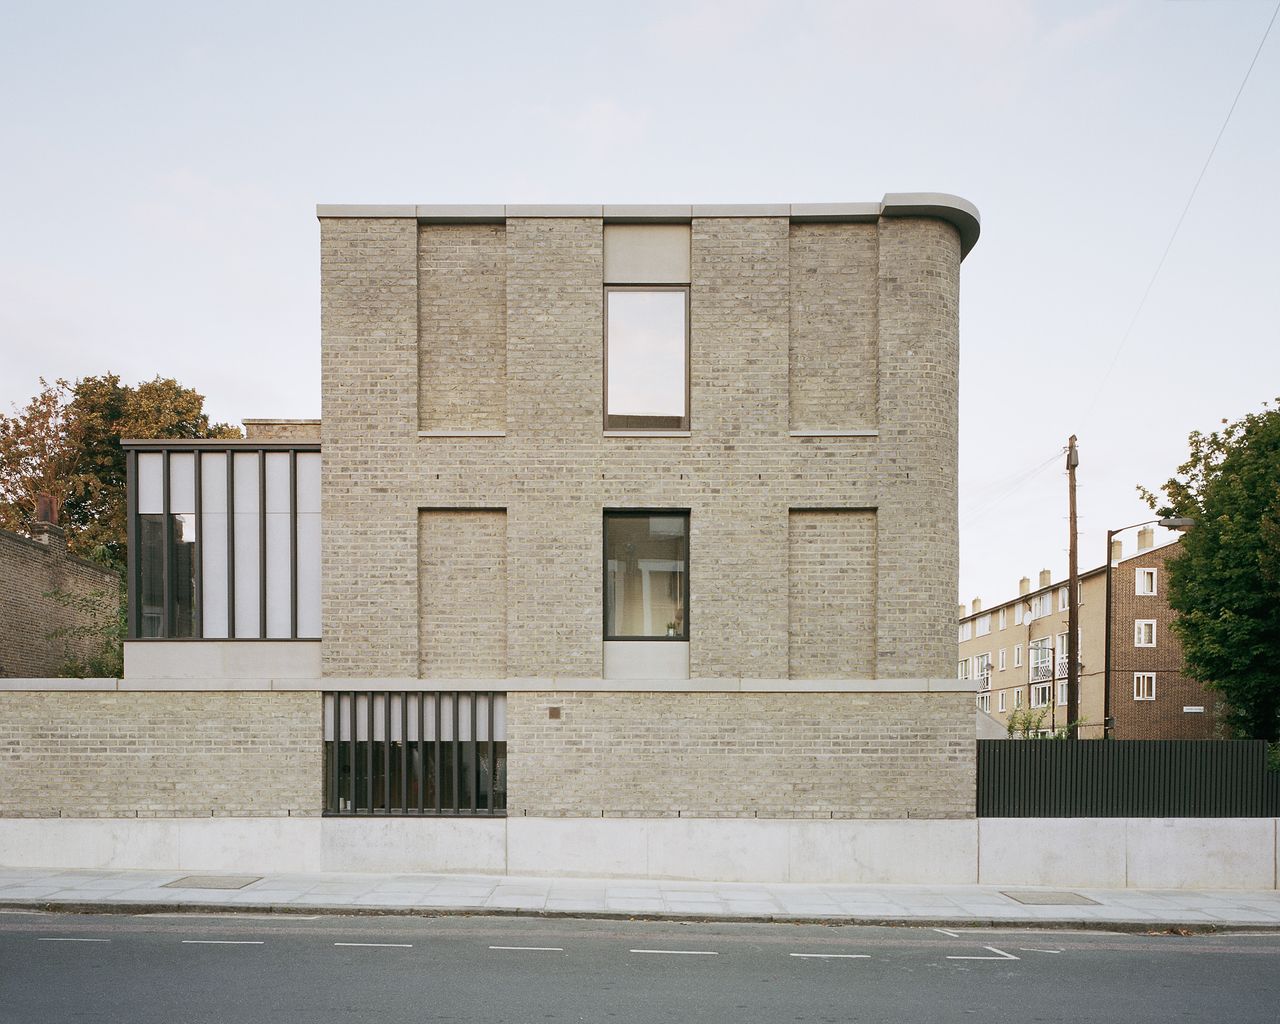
603 508 690 642
124 440 320 641
603 285 691 432
323 691 506 817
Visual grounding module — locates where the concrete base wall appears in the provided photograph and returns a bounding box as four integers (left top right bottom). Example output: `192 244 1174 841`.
2 817 1275 889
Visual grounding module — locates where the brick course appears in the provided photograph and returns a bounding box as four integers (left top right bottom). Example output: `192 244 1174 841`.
0 527 120 679
0 691 320 817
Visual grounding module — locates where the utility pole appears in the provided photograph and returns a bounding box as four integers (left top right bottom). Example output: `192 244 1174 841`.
1066 435 1080 738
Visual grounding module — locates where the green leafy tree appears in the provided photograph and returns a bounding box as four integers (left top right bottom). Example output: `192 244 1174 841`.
1141 400 1280 741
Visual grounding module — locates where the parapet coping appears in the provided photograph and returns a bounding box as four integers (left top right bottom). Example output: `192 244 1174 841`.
0 677 974 694
315 194 981 258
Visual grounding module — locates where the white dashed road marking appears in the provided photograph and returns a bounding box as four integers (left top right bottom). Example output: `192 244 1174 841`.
630 948 719 956
934 928 961 938
789 953 870 959
182 940 265 945
1020 947 1063 954
490 945 565 951
334 942 413 948
37 937 110 942
947 946 1019 961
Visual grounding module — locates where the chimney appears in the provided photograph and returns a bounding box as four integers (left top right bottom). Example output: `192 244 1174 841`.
1039 569 1052 588
957 603 966 619
1019 576 1030 596
971 598 982 615
1137 526 1154 552
1111 539 1123 562
30 492 66 549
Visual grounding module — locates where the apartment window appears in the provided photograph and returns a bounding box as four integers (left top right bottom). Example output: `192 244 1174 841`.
957 658 971 680
604 288 689 431
959 621 972 642
998 648 1007 672
1134 620 1157 647
975 613 991 637
604 511 688 639
1058 586 1068 611
1057 680 1068 706
978 693 990 713
1032 682 1051 708
998 608 1007 630
975 652 992 685
1134 672 1156 701
128 443 321 640
998 691 1006 713
1136 568 1157 596
1014 689 1022 709
1013 644 1023 668
1014 602 1024 625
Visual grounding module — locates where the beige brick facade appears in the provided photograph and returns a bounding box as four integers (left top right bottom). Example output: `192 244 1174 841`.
0 692 319 817
506 691 973 819
320 212 963 683
0 526 120 679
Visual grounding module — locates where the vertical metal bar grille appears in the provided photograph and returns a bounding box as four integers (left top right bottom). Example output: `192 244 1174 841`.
323 692 506 817
226 450 236 639
257 450 266 639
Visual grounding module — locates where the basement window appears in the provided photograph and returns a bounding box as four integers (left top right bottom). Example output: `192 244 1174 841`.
604 287 689 430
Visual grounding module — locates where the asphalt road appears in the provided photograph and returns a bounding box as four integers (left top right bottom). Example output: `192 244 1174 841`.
1 911 1278 1023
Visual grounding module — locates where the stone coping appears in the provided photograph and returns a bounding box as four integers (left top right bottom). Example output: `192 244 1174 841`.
315 194 981 258
0 677 974 694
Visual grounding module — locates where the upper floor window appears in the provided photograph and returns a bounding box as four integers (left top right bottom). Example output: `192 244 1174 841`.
975 613 991 637
959 621 972 642
129 442 321 640
1134 672 1156 700
604 287 689 431
1058 586 1068 611
604 511 688 639
998 608 1007 630
1136 568 1157 595
1134 619 1157 647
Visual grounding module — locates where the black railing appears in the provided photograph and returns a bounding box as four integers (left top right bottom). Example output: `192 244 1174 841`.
323 692 506 816
977 739 1280 817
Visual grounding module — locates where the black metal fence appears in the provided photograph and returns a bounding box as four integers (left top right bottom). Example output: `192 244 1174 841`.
323 692 506 816
977 739 1280 817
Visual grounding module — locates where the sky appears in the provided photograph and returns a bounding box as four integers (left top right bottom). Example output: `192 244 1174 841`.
1 0 1278 607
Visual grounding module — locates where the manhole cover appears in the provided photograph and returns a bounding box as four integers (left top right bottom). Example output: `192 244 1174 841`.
162 875 262 890
1001 890 1100 906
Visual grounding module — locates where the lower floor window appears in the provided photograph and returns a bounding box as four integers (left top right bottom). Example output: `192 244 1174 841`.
1133 673 1156 701
1031 683 1051 708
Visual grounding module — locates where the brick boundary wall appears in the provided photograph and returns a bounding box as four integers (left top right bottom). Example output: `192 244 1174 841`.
0 526 121 679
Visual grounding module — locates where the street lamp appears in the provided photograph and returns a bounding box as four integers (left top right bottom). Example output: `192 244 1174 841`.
1103 516 1196 737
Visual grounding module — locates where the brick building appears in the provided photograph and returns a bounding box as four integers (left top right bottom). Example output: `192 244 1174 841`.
958 528 1221 740
1 196 987 880
0 517 120 679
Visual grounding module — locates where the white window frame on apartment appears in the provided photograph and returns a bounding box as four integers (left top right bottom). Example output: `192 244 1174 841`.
1013 643 1023 668
1014 602 1024 625
998 648 1007 672
998 608 1007 630
998 690 1006 713
1136 568 1157 596
959 621 972 643
1031 681 1052 708
975 613 992 637
1134 619 1157 647
1057 680 1068 706
957 658 971 680
1014 688 1023 709
978 692 990 713
1058 586 1068 611
1134 672 1156 701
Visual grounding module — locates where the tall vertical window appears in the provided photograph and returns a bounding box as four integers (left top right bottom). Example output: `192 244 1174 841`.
127 442 321 640
604 288 689 430
604 511 688 639
1136 568 1157 595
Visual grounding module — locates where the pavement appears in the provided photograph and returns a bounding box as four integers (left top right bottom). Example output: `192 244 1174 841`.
3 866 1280 930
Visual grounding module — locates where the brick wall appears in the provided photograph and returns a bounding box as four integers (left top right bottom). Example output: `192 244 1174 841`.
1111 543 1220 739
0 691 320 817
418 509 508 677
242 420 321 441
788 509 877 678
0 526 121 678
319 213 962 682
506 691 974 819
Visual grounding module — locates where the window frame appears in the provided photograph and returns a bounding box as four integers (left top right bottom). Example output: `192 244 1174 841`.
1134 619 1157 647
1136 568 1157 596
602 285 691 432
1133 672 1156 701
602 508 691 642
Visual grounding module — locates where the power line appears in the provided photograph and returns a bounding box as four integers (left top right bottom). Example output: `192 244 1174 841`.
1087 0 1279 414
961 449 1064 523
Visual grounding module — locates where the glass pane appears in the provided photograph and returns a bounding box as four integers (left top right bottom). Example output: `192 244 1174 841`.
233 452 260 637
296 453 320 514
168 454 195 515
606 290 687 425
171 512 196 637
138 515 165 637
264 453 291 637
296 512 321 638
200 454 228 638
604 513 687 638
137 453 163 514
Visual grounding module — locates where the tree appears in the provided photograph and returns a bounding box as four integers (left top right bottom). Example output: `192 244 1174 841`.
0 374 241 569
1141 400 1280 741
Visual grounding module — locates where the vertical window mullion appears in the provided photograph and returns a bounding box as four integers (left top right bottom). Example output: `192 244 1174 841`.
257 450 266 639
452 694 460 814
401 692 409 814
126 449 138 639
226 450 236 639
289 449 298 639
194 450 203 639
348 691 358 814
328 693 339 813
417 691 426 815
470 692 478 814
383 691 392 813
365 690 373 814
161 450 171 637
487 692 495 815
434 692 442 814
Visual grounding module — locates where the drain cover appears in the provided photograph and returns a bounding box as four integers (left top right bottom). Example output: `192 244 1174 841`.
162 875 262 890
1001 890 1100 906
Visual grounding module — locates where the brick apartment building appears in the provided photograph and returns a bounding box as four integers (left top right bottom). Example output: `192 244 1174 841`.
1 196 987 881
958 527 1221 740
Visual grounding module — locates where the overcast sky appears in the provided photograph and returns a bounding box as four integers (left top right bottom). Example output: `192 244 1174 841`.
2 0 1277 607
